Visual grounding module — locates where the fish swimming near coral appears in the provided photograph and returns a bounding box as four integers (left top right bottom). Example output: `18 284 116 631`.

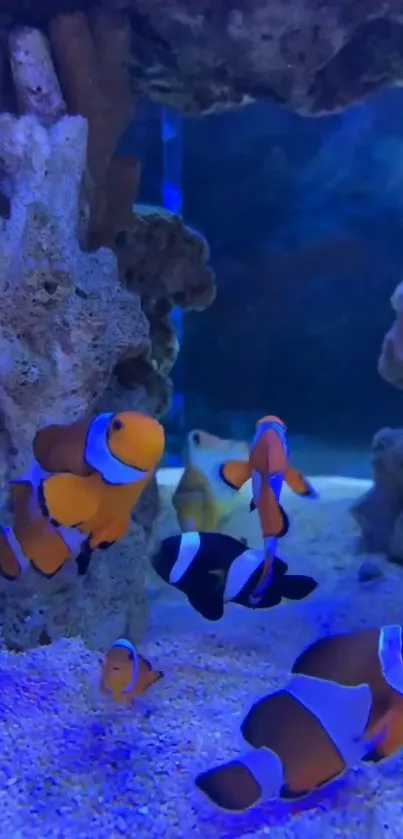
100 638 164 703
152 531 317 621
0 411 165 580
172 429 249 533
195 624 403 812
219 415 318 605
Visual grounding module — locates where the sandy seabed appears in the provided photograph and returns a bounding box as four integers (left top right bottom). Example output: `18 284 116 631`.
1 469 403 839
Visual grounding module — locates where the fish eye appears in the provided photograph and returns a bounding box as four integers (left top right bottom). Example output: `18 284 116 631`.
112 418 123 431
193 432 200 445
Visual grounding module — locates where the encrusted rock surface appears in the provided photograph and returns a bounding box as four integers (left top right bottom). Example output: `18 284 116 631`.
109 204 216 418
0 20 217 652
0 27 156 653
351 427 403 564
2 0 403 114
0 111 148 477
378 278 403 389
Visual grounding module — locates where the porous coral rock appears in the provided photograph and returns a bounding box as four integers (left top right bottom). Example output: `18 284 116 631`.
3 0 403 116
0 111 149 476
378 279 403 389
8 26 66 124
351 427 403 563
108 204 216 417
0 28 156 653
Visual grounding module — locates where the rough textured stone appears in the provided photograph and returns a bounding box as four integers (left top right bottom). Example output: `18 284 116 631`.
1 1 403 115
0 27 161 653
108 204 215 418
0 111 149 476
378 279 403 389
351 428 403 563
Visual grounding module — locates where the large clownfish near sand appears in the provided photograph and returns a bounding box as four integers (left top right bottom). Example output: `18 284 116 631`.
0 410 165 580
152 415 318 618
196 624 403 812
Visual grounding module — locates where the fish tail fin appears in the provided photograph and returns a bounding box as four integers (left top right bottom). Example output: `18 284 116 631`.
218 460 251 491
254 557 317 608
195 759 262 812
195 746 283 812
280 573 318 600
284 465 319 499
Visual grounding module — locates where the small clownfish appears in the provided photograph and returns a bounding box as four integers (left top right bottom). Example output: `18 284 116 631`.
172 429 249 533
219 416 318 605
152 531 317 622
195 624 403 814
100 638 164 702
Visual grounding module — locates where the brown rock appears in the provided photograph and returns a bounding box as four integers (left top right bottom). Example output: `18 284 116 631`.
351 427 403 562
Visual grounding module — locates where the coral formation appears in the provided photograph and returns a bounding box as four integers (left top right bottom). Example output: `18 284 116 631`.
378 279 403 389
0 24 215 652
351 428 403 564
112 206 215 417
2 1 403 115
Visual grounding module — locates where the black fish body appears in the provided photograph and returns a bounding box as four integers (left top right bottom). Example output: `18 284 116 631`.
152 531 317 620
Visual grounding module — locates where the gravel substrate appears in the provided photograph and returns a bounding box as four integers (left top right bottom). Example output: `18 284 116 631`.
1 471 403 838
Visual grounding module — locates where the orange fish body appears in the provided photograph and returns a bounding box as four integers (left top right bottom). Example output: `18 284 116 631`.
196 624 403 813
0 474 92 580
219 416 318 603
100 638 163 703
0 411 165 580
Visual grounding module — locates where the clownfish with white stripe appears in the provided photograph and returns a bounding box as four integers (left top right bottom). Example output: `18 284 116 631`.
100 638 164 703
195 624 403 813
151 531 318 621
0 411 165 581
219 415 318 606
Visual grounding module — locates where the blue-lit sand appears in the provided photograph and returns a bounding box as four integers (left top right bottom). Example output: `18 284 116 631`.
0 469 402 838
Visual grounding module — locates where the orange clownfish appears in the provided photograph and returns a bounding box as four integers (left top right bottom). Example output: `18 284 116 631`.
196 624 403 813
0 411 165 581
100 638 164 702
219 416 318 604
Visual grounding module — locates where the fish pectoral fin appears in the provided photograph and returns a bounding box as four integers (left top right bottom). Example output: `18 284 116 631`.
284 465 319 499
208 568 226 586
39 473 101 527
187 588 225 621
364 706 396 756
218 460 251 491
90 518 129 548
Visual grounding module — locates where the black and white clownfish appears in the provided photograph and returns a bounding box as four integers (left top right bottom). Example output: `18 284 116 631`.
151 531 318 621
195 624 403 813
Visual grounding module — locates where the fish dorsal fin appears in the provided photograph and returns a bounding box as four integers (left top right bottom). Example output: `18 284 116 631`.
379 625 403 695
286 674 372 766
33 418 91 475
